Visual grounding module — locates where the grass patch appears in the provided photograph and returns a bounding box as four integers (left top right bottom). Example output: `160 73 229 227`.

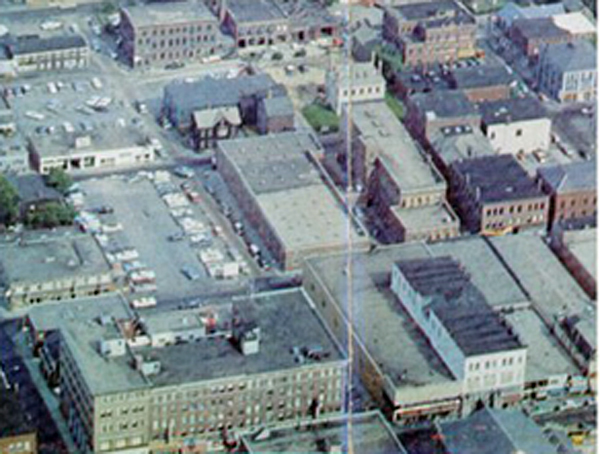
385 91 405 121
302 103 340 133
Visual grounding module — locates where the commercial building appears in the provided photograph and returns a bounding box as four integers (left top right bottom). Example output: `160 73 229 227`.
325 60 386 114
447 64 515 102
537 160 596 227
29 127 155 174
383 0 478 67
216 132 369 270
537 40 597 103
51 289 346 453
256 95 295 135
449 154 549 235
0 128 29 174
479 96 551 155
240 411 407 453
162 73 284 131
119 2 232 68
217 0 339 48
4 34 88 74
342 101 459 243
495 2 565 30
0 390 37 454
303 235 589 424
405 90 480 144
0 230 116 309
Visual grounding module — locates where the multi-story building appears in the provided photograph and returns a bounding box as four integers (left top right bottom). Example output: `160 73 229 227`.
256 95 295 135
405 90 480 144
216 131 369 270
191 106 242 150
325 60 386 114
119 2 231 68
216 0 339 48
0 391 37 454
54 289 346 453
537 160 597 228
383 0 478 68
479 96 551 155
342 101 459 243
449 154 549 235
391 257 526 397
537 40 597 103
0 231 116 309
4 34 88 74
495 2 565 31
447 64 515 102
303 235 590 424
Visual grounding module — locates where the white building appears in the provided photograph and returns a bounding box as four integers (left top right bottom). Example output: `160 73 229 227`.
480 96 551 155
326 60 386 114
391 256 527 396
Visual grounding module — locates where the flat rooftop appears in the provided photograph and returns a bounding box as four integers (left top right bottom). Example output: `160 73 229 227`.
136 289 345 387
536 160 596 194
480 95 548 125
350 101 445 193
396 257 523 356
410 90 478 120
392 0 475 25
8 34 86 55
0 230 111 286
226 0 286 23
242 411 407 454
504 309 579 383
561 228 597 280
122 2 217 28
451 155 546 203
450 64 515 89
219 132 367 256
391 201 459 232
487 235 594 320
429 126 495 165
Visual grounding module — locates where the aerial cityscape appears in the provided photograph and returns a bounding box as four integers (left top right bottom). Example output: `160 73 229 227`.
0 0 596 453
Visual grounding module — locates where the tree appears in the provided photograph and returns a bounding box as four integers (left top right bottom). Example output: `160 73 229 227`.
46 168 73 195
0 176 19 227
25 203 76 229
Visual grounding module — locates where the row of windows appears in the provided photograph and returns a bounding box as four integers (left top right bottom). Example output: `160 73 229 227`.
137 35 215 47
484 214 544 229
341 85 382 97
468 356 522 372
139 25 214 37
485 202 545 217
559 196 596 209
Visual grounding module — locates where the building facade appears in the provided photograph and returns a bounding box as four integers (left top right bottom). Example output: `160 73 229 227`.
6 35 88 74
325 60 386 114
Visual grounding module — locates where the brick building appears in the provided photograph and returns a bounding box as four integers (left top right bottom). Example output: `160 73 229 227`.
449 155 549 235
0 391 37 454
383 0 478 68
537 160 596 228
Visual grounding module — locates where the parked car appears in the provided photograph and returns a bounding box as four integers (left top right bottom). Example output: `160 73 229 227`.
181 265 201 281
174 166 195 179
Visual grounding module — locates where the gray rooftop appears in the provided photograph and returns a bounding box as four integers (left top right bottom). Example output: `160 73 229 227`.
561 228 597 281
410 90 478 120
391 0 475 26
122 2 217 28
429 126 495 165
537 160 596 194
395 257 523 356
8 34 86 55
226 0 286 23
242 411 407 454
261 95 294 119
451 155 546 203
450 64 515 90
350 101 446 194
540 40 597 72
6 173 62 205
480 95 548 125
441 407 558 454
0 230 111 286
511 17 569 40
391 201 459 232
496 2 565 27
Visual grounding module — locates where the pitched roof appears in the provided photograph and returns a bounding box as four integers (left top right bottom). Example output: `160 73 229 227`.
192 106 241 129
537 160 596 194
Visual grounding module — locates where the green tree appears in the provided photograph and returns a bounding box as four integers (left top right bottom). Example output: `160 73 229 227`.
25 203 76 229
46 169 73 195
0 176 19 227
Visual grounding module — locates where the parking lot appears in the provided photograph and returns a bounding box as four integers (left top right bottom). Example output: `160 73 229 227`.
79 171 254 302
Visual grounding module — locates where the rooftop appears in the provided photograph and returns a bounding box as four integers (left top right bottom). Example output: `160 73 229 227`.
451 154 546 203
480 95 548 125
540 40 597 72
449 64 515 89
395 257 523 356
391 201 459 232
334 61 386 87
8 34 86 56
410 90 478 120
261 95 294 118
441 407 558 454
511 17 570 40
429 126 495 165
241 411 407 454
496 2 565 26
537 160 596 194
391 0 475 26
350 101 445 194
226 0 286 23
0 230 111 286
6 173 62 205
561 228 597 280
122 2 217 28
